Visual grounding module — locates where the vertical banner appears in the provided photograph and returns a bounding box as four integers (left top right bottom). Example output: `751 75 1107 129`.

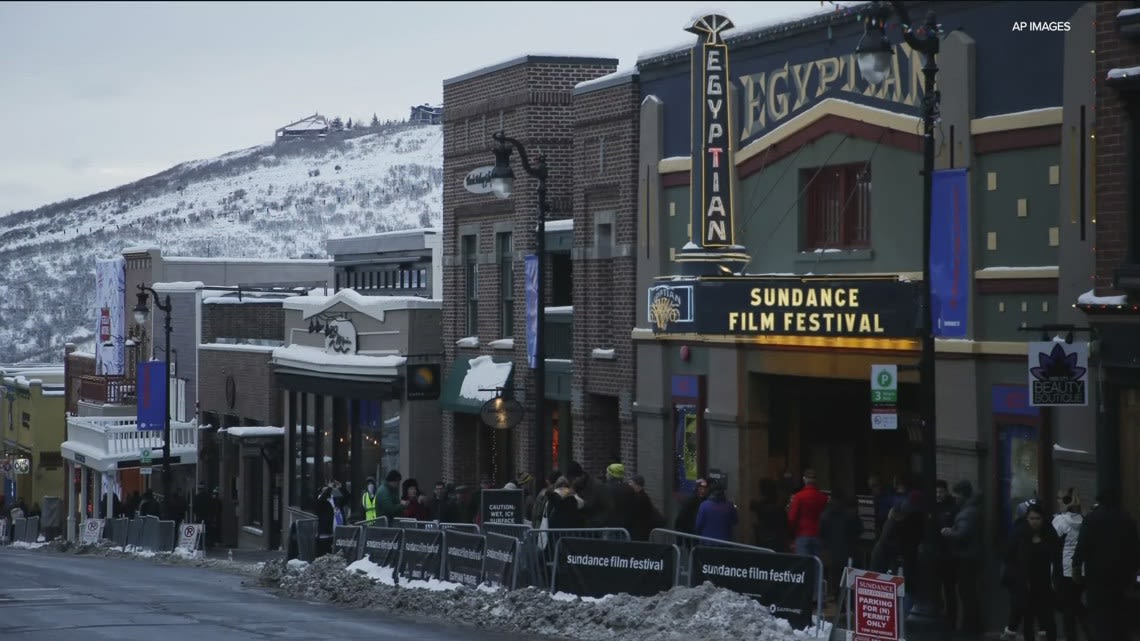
137 361 167 431
524 254 538 369
674 404 699 494
930 168 970 338
94 257 126 375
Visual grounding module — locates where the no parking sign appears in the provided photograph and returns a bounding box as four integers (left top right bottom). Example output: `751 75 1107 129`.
81 519 105 545
177 523 204 553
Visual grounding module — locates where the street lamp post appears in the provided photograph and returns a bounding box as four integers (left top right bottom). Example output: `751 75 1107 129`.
490 131 549 488
856 3 947 640
133 284 174 517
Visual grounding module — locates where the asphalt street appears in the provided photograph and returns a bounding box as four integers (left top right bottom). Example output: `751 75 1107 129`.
0 548 525 641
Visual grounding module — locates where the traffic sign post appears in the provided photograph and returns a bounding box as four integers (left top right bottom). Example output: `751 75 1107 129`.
870 365 898 431
140 448 152 465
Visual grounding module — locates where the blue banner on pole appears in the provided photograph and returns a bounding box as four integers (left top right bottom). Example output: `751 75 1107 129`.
524 254 538 369
137 360 167 431
930 168 970 338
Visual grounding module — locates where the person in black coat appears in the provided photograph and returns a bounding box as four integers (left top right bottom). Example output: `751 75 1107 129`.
545 477 584 530
314 485 335 557
750 479 789 552
1004 503 1060 641
627 475 665 541
1073 487 1140 641
820 490 865 600
932 480 960 627
674 478 709 534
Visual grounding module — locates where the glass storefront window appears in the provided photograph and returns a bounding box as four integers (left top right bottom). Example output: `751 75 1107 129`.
358 400 384 487
381 402 400 480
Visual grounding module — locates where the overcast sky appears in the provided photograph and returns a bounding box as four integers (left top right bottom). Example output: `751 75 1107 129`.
0 1 839 215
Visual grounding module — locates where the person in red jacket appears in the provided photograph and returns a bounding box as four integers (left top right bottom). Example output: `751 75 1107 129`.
788 469 829 559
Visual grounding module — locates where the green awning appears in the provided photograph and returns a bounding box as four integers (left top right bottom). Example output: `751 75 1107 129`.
440 355 515 414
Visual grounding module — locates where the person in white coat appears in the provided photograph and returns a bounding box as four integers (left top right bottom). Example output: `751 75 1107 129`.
1052 488 1090 641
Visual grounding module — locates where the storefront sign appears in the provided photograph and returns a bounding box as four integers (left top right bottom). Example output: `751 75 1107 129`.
930 168 970 338
442 530 485 587
686 14 738 248
333 525 362 562
483 532 519 590
136 361 167 431
553 538 677 598
463 166 495 195
648 278 919 338
1028 341 1089 406
690 545 818 630
480 489 524 525
399 529 443 581
364 526 403 567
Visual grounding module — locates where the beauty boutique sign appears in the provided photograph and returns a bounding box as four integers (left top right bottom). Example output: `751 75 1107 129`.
647 278 920 339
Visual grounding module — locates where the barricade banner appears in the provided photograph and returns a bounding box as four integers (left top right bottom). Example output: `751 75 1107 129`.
177 523 204 554
333 525 363 562
442 530 485 587
480 489 524 525
483 532 519 590
690 546 818 630
398 528 442 581
363 527 403 568
80 519 105 545
554 538 677 598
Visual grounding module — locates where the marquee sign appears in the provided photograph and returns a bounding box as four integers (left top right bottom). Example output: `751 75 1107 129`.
686 14 738 250
648 278 920 339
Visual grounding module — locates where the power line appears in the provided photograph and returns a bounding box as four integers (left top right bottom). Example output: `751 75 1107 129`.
808 130 888 270
739 142 807 237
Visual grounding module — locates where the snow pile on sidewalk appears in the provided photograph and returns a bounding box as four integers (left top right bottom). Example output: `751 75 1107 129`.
262 555 829 641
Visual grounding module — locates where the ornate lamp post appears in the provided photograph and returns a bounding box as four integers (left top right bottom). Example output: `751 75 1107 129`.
490 131 550 487
856 3 947 640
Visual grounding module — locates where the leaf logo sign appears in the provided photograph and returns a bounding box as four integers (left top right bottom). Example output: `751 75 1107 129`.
1029 342 1088 407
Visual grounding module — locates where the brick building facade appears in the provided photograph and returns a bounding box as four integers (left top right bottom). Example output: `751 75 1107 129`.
439 56 622 486
1082 2 1140 510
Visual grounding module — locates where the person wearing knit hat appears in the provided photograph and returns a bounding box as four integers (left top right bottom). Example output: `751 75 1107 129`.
606 463 625 481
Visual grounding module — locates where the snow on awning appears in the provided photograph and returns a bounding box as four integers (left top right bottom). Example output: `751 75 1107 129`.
220 426 285 438
271 344 405 377
1077 289 1127 305
459 356 513 402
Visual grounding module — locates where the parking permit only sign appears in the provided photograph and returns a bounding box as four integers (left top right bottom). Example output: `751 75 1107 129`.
853 574 900 640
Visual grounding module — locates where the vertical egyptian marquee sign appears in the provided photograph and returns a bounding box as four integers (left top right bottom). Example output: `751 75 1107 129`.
681 14 749 271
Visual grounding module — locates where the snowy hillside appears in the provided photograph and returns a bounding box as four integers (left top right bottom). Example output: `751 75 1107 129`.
0 122 443 364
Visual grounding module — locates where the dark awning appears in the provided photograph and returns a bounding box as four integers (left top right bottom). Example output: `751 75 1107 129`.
439 355 515 414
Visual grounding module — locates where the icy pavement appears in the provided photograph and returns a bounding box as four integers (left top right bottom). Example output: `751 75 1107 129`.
263 555 832 641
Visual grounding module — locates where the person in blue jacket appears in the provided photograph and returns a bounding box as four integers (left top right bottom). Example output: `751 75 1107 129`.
696 480 739 542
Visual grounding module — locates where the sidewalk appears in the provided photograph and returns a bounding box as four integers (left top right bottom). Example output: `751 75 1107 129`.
203 546 283 565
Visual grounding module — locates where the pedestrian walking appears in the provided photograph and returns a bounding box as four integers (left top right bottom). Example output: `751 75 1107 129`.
378 470 405 520
626 474 665 541
820 489 864 601
941 480 983 636
315 484 336 557
360 477 379 522
787 469 828 558
1006 502 1060 641
674 478 709 534
696 480 738 542
932 479 960 627
1073 487 1140 641
750 479 789 552
1052 487 1090 641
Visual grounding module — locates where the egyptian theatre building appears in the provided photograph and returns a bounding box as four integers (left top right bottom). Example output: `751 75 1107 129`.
633 0 1089 541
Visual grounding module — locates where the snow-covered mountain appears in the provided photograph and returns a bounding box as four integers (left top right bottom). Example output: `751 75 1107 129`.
0 122 443 365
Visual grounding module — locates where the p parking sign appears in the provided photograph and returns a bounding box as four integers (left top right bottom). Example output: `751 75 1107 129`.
870 364 898 431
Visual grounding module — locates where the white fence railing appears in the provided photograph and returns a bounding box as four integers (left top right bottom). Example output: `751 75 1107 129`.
66 416 198 456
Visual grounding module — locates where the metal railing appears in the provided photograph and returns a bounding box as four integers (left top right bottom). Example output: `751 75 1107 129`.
78 374 136 404
481 522 531 541
66 415 198 456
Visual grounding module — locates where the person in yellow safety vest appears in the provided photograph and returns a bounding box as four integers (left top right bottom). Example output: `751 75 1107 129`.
361 477 379 522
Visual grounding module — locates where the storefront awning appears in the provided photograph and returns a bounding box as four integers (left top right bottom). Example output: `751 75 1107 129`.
440 355 515 414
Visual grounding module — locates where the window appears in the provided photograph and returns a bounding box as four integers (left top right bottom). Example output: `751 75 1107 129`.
802 163 872 250
462 235 478 335
498 232 514 337
21 411 30 429
595 223 613 259
551 252 573 307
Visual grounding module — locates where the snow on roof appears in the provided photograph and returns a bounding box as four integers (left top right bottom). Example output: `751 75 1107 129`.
546 219 574 232
281 115 329 132
326 227 440 242
283 288 440 320
1108 66 1140 81
546 306 573 314
574 67 638 93
1077 289 1128 305
443 53 618 87
459 355 513 402
220 426 285 438
152 281 205 292
271 344 406 371
1120 8 1140 19
199 343 277 353
121 246 158 255
637 3 861 63
976 266 1058 272
203 296 288 304
164 256 330 264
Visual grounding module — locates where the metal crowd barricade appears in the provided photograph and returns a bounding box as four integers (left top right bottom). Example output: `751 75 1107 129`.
13 518 27 544
354 516 389 529
157 520 176 552
649 528 775 586
438 522 480 533
111 518 129 548
294 518 318 562
481 522 531 541
24 516 40 543
521 527 631 590
393 518 442 530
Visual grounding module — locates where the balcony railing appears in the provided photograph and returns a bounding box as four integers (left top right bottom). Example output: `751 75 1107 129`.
545 308 573 361
78 375 136 405
65 416 197 458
